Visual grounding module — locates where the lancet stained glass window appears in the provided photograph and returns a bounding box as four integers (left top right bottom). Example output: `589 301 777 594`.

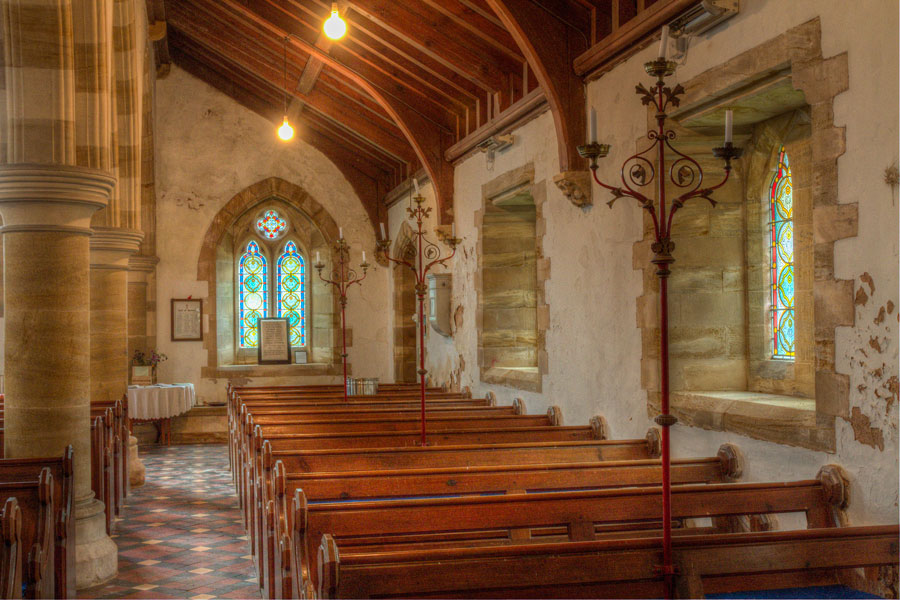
276 241 306 347
239 241 267 348
770 147 794 359
256 209 287 240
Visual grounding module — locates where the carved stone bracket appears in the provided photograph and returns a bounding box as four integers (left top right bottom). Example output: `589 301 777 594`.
553 170 593 207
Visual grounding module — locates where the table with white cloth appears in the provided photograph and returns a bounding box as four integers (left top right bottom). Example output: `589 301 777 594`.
127 383 196 444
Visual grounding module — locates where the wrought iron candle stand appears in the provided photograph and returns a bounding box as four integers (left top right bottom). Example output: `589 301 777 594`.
314 236 369 402
377 195 461 445
577 57 742 598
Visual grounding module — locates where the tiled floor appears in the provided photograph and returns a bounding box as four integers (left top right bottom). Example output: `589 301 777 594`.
80 444 261 600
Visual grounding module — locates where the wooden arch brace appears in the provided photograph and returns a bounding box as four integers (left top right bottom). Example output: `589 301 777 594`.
217 0 455 226
486 0 588 176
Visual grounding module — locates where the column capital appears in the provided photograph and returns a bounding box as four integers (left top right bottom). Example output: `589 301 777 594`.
90 227 144 270
0 164 114 235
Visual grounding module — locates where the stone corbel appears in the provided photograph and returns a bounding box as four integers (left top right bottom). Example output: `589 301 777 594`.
553 170 593 208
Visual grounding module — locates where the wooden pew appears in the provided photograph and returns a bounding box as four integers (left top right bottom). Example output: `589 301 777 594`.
90 416 114 535
274 452 737 502
249 435 659 598
316 525 900 599
0 468 55 598
286 476 842 598
0 497 23 600
0 447 74 598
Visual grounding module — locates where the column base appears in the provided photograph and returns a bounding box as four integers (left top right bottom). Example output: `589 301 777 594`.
75 497 118 589
128 435 145 487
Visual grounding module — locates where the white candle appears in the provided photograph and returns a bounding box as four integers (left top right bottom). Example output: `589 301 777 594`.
413 178 420 196
362 250 366 262
724 109 733 144
589 107 597 144
339 227 344 239
316 251 321 264
658 25 669 60
379 222 386 239
451 222 456 237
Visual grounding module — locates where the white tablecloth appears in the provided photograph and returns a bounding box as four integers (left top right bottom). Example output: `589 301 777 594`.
128 383 196 420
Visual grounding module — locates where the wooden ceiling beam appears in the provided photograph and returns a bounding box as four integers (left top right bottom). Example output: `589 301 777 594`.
487 0 589 172
234 0 458 129
346 0 524 90
213 0 457 224
170 44 395 227
172 28 408 176
167 7 418 163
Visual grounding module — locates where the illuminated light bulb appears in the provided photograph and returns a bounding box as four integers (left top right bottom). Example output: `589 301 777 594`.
277 116 294 141
323 3 347 40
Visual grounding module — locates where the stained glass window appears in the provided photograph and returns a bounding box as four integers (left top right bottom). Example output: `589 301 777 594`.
239 241 267 348
256 209 287 240
770 147 794 359
277 241 306 347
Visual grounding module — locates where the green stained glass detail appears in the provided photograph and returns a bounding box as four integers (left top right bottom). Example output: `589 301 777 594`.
277 241 306 347
770 147 794 359
239 241 267 348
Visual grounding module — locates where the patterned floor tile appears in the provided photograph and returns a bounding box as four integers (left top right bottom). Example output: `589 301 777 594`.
79 444 259 600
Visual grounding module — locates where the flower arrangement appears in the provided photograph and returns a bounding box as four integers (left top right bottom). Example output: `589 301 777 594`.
131 349 168 368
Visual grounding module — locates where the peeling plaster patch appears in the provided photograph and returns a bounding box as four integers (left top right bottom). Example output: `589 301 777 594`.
869 337 883 353
453 304 464 331
845 406 885 450
874 306 886 324
855 287 869 306
860 272 875 294
887 300 895 314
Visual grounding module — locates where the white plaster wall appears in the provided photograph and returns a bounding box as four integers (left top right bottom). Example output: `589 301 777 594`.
154 66 391 404
396 0 898 525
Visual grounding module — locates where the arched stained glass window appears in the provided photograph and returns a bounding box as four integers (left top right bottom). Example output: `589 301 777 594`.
239 241 267 348
277 241 306 347
256 209 287 240
770 147 794 359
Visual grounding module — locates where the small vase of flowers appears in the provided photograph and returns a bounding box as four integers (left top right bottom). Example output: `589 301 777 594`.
131 350 168 385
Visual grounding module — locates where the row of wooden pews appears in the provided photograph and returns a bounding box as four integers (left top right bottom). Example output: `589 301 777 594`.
0 446 74 598
229 383 899 599
1 395 128 536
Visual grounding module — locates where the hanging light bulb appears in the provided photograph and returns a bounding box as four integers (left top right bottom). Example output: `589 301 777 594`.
323 3 347 40
277 116 294 141
276 36 294 141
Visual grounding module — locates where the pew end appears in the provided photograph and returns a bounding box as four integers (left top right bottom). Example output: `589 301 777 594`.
589 415 608 440
645 428 661 458
512 398 525 415
547 406 563 426
484 391 496 406
317 534 340 600
716 443 744 480
0 497 22 600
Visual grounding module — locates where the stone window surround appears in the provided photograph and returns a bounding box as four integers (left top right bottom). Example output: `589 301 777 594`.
635 19 854 452
232 207 312 362
197 177 344 379
391 221 418 383
475 163 550 393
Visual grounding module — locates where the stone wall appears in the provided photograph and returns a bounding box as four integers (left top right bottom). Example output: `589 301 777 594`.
397 0 898 526
154 66 391 404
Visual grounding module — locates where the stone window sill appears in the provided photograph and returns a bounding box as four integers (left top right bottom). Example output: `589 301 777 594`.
481 366 541 393
200 362 342 378
671 391 835 453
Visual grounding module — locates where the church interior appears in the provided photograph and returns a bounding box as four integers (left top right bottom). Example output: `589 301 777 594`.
0 0 897 598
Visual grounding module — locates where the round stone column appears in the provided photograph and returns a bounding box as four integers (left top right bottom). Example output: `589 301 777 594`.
0 164 119 587
125 254 157 487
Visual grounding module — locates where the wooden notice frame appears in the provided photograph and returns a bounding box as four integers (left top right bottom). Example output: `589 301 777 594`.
258 318 291 364
171 298 203 341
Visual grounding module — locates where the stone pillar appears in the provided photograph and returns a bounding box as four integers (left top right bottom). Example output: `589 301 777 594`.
125 254 156 487
1 0 120 588
0 166 118 585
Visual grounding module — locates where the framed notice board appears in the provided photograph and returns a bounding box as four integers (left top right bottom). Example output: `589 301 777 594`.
258 318 291 364
171 298 203 341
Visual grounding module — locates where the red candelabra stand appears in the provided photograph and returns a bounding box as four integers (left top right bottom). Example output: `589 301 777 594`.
314 236 369 402
377 194 461 445
577 56 742 597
